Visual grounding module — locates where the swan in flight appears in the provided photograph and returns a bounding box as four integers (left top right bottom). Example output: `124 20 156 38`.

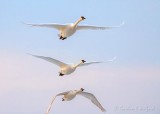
24 16 124 40
46 88 106 114
29 54 116 76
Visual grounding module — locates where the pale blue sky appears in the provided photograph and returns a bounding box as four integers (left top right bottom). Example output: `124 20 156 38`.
0 0 160 114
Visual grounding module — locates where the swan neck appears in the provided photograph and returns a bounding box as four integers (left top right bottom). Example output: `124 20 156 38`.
76 90 82 94
74 61 83 68
74 18 82 27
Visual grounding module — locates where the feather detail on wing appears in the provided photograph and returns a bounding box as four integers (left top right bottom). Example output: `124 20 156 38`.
78 92 106 112
107 56 117 62
76 21 124 30
46 96 56 114
46 91 70 114
56 91 70 96
79 62 103 67
28 53 67 67
79 56 116 67
23 22 66 30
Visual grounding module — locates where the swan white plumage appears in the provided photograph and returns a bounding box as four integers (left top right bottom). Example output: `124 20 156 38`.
29 54 115 76
29 54 116 76
46 88 106 114
24 16 124 40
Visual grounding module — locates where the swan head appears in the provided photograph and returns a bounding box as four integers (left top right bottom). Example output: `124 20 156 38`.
80 88 84 91
81 60 86 63
81 16 86 20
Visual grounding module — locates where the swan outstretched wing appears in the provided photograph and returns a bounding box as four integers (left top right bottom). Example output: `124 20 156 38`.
24 22 66 30
80 56 116 67
78 92 106 112
46 96 56 114
46 91 70 114
107 56 117 62
56 91 70 96
79 62 103 67
28 54 67 67
77 22 124 30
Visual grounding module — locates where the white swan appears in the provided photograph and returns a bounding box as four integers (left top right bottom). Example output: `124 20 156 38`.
24 16 124 40
46 88 106 114
29 54 115 76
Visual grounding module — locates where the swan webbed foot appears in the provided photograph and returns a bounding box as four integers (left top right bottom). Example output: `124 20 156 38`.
62 37 67 40
59 36 67 40
59 73 64 76
62 98 64 101
60 36 63 40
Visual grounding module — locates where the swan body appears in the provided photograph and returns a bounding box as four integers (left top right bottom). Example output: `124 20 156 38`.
60 64 77 75
29 54 116 76
46 88 106 114
24 16 124 40
29 54 95 76
60 23 77 38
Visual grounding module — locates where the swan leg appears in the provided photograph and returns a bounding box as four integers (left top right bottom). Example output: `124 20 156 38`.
62 98 65 101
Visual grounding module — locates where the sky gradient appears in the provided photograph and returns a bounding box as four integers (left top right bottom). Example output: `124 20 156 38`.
0 0 160 114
